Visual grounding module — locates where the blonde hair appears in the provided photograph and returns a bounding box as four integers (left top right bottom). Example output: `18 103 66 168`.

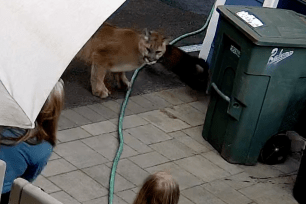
133 171 180 204
13 79 65 146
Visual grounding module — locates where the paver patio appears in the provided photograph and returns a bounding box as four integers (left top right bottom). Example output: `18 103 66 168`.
34 86 299 204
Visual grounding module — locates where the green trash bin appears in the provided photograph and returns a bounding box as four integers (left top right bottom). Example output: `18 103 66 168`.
202 5 306 165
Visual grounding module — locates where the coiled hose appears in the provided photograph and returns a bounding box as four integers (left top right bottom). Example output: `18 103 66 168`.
108 3 215 204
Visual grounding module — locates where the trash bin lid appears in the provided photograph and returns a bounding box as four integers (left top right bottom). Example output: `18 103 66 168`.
217 5 306 47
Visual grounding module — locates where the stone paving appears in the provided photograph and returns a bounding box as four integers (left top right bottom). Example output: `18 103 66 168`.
33 86 300 204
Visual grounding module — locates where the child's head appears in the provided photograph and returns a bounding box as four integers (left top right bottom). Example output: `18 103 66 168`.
133 171 180 204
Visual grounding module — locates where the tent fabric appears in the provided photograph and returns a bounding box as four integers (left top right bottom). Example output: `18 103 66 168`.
0 81 31 128
0 0 125 129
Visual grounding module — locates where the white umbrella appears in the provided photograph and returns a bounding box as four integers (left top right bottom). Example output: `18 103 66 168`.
0 0 125 128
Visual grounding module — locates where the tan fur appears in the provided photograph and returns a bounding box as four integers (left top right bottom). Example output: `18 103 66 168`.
77 23 168 98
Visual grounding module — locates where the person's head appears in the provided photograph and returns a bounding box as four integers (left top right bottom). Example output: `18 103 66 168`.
20 79 65 146
133 171 180 204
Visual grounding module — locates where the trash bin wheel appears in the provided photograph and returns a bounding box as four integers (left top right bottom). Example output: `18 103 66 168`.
258 133 291 165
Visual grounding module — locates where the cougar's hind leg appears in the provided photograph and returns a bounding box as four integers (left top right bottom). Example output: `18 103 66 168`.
114 73 123 89
91 63 111 98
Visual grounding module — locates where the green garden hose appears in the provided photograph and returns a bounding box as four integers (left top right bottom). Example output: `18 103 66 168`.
108 3 215 204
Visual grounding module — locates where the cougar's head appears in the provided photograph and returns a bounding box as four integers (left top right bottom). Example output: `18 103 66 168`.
139 29 168 65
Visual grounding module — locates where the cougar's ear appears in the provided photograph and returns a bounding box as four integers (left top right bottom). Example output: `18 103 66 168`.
142 28 150 41
162 37 170 47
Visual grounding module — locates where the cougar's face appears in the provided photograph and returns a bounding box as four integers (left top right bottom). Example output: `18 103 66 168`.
142 31 168 65
143 46 166 64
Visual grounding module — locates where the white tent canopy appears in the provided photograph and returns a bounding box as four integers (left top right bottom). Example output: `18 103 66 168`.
0 0 125 128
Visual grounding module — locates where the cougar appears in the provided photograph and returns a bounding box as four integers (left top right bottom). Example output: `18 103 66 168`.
76 23 168 98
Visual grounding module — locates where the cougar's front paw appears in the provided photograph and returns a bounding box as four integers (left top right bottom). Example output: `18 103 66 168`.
93 88 111 99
